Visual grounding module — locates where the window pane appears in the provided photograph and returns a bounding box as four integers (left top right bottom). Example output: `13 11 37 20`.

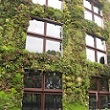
47 23 62 38
32 0 45 5
93 5 102 16
96 38 106 51
26 35 43 53
89 94 97 109
48 0 62 9
46 40 61 56
28 20 44 35
100 95 109 109
94 15 103 27
86 34 94 47
45 72 62 89
24 71 42 88
99 79 108 91
45 94 62 110
86 48 95 62
97 52 107 64
84 10 92 21
83 0 91 10
22 94 41 110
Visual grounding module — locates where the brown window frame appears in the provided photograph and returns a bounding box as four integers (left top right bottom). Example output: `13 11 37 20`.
89 77 110 109
26 17 63 55
86 33 107 63
22 69 63 110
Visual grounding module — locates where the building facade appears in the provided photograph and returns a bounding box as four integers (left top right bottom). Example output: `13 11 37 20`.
1 0 110 110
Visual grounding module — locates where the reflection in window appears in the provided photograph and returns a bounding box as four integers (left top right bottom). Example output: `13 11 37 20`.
47 23 61 38
28 20 44 35
86 34 94 47
100 79 108 91
96 38 106 51
46 40 61 56
22 93 41 110
83 0 91 10
25 35 43 53
100 95 109 109
93 5 102 15
45 94 62 110
89 94 97 109
97 52 106 64
84 10 92 21
45 72 62 89
90 78 97 90
32 0 45 5
86 48 95 62
48 0 62 9
94 15 103 27
24 71 42 88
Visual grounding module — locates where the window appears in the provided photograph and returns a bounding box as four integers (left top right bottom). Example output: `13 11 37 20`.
32 0 62 10
26 19 62 56
83 0 103 27
22 69 63 110
89 77 110 109
85 34 107 64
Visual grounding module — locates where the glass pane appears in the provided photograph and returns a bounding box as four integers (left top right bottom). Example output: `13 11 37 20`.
22 94 41 110
25 35 43 53
99 79 108 91
86 48 95 62
83 0 91 10
84 10 92 21
93 5 102 16
47 23 62 38
24 71 42 88
46 40 61 56
45 94 62 110
45 72 62 89
94 15 103 27
48 0 62 9
86 34 94 47
89 94 97 109
100 95 109 109
96 38 106 51
28 20 44 35
97 51 107 64
32 0 45 5
90 78 97 90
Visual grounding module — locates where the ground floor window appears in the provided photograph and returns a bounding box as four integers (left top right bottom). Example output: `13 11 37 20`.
22 69 63 110
89 77 110 110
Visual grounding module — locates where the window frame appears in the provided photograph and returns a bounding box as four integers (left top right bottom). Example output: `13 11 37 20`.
83 0 103 27
85 33 107 64
26 17 63 56
22 69 63 110
89 77 110 109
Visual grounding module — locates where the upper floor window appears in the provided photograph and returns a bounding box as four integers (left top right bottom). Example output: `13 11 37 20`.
85 34 107 64
22 70 63 110
83 0 103 27
32 0 62 10
26 19 63 56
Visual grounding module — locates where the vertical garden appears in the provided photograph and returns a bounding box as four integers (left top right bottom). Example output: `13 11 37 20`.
0 0 110 110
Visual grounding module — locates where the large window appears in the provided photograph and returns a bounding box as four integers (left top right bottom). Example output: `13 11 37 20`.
32 0 62 10
89 77 110 109
83 0 103 27
85 34 107 64
22 69 63 110
26 18 62 56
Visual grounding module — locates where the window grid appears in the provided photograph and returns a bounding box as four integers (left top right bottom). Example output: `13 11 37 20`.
23 70 63 110
84 0 103 27
86 34 107 64
89 77 110 109
26 18 62 55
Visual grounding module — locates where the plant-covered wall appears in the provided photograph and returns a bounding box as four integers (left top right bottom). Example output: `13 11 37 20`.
1 0 110 110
